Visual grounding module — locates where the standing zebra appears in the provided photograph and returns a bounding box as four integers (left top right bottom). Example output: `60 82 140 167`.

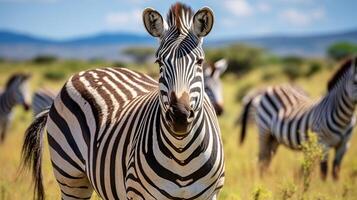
32 89 56 117
0 73 31 143
21 3 225 200
239 57 357 180
204 58 227 116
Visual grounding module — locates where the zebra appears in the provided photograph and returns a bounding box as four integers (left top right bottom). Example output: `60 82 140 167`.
21 3 225 200
32 89 56 117
0 73 31 143
239 56 357 180
204 58 227 116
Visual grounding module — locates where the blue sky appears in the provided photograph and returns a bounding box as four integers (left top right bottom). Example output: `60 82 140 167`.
0 0 356 40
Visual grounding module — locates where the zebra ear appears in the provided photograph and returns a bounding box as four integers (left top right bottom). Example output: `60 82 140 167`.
192 7 214 38
213 59 228 78
143 8 166 38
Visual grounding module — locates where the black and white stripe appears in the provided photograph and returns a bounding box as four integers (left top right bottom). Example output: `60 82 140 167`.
240 57 357 180
204 58 227 116
0 73 31 143
32 89 56 117
21 3 224 200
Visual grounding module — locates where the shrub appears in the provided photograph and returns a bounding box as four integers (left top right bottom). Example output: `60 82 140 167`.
112 61 127 68
206 44 267 74
305 62 322 77
261 70 276 81
252 185 272 200
43 70 66 81
32 55 57 64
282 56 304 66
122 47 155 64
282 65 303 80
300 132 323 193
278 181 297 200
327 42 357 61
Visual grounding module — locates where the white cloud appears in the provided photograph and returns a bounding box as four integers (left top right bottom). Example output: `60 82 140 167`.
223 0 253 17
105 9 142 31
280 8 325 26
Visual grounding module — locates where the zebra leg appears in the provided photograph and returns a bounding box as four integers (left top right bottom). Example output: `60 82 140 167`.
49 147 93 199
332 142 348 181
258 132 278 176
0 120 9 143
332 128 353 181
319 151 329 181
52 166 94 200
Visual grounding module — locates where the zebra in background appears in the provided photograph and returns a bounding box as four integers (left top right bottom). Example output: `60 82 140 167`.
204 58 227 116
21 3 224 200
0 73 31 143
239 57 357 180
32 89 56 117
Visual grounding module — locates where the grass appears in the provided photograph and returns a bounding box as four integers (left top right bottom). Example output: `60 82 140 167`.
0 60 357 200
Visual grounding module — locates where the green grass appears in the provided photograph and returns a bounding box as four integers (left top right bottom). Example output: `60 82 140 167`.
0 60 356 199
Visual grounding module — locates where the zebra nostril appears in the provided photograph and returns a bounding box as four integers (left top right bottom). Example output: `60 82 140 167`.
187 110 195 123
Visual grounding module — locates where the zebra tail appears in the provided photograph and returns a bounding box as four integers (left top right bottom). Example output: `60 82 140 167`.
20 108 49 200
239 98 253 145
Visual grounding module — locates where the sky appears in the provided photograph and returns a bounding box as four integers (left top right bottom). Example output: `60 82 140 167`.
0 0 356 40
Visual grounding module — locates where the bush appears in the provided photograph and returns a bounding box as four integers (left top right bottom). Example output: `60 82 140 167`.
281 56 304 66
206 44 266 74
327 42 357 61
32 55 57 64
122 47 155 63
43 70 66 81
300 132 323 193
261 70 276 81
282 65 303 80
305 62 322 77
112 61 127 68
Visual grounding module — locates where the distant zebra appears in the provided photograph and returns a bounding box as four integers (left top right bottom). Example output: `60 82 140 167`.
240 57 357 180
0 73 31 143
32 89 56 117
21 3 224 200
204 58 227 116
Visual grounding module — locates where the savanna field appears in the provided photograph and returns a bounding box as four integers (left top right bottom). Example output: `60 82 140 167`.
0 57 357 200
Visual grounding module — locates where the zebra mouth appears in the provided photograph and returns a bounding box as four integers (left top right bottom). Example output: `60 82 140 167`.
165 108 195 135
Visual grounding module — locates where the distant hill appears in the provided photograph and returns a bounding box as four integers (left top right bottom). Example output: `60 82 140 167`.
0 31 54 44
0 29 357 60
213 29 357 56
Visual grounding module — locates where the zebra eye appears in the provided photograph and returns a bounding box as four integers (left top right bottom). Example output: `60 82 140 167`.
196 59 204 66
155 59 164 66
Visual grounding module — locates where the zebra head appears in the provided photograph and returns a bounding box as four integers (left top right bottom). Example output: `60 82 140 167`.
143 3 214 135
5 73 31 111
204 58 227 116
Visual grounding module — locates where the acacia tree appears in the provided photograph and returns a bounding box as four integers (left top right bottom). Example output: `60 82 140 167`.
327 42 357 61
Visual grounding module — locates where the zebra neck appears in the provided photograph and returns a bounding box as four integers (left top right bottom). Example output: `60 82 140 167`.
0 90 16 114
159 108 205 153
315 85 355 131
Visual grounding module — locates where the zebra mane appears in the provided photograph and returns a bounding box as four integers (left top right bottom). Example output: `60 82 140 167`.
167 2 194 32
5 73 30 89
327 58 354 91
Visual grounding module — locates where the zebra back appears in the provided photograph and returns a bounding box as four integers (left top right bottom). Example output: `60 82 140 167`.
32 89 56 117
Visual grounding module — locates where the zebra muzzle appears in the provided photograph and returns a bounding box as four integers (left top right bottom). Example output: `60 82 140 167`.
166 92 195 134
